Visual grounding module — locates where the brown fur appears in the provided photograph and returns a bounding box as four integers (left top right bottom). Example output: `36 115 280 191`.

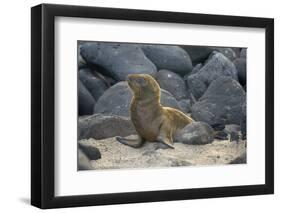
117 73 194 148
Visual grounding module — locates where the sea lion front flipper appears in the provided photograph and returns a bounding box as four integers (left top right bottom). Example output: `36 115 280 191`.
157 124 175 149
116 135 144 148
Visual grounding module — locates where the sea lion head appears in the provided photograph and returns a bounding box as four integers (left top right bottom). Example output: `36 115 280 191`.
127 74 160 100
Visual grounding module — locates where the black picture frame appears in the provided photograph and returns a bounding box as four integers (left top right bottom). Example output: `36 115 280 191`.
31 3 274 209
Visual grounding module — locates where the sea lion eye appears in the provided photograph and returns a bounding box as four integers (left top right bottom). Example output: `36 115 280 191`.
136 77 147 86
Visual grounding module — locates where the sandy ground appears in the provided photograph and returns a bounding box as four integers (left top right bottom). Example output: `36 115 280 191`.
79 136 246 170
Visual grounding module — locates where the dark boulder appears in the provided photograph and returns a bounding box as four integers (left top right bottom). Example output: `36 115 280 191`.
231 48 241 58
78 114 136 140
93 82 131 117
79 68 108 101
141 45 193 75
240 101 247 139
94 82 181 117
78 54 87 69
189 63 203 75
78 141 101 160
78 80 95 116
78 149 92 170
178 99 192 113
240 48 247 58
187 52 238 99
224 124 241 133
181 46 214 65
191 77 246 126
80 42 157 81
175 122 214 145
156 69 188 100
215 47 238 61
233 58 246 86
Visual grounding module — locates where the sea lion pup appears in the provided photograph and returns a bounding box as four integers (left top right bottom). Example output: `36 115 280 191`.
116 73 194 149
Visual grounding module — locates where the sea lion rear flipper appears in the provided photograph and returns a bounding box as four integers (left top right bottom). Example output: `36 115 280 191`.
116 135 144 148
157 137 175 149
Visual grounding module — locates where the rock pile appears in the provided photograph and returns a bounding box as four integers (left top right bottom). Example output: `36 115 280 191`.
77 42 247 169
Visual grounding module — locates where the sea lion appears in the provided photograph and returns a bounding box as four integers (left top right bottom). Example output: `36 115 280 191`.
116 74 194 149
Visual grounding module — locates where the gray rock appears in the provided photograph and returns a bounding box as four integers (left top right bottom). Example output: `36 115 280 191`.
79 68 108 101
93 82 131 117
160 90 183 110
141 45 193 75
189 63 203 75
240 48 247 58
187 52 238 99
181 46 214 65
240 101 247 139
224 124 241 134
78 80 95 115
191 77 246 126
80 137 247 169
231 48 241 58
78 114 136 140
78 140 101 160
156 69 188 100
80 42 157 81
186 75 208 100
224 124 241 141
78 149 93 170
78 54 87 69
214 131 228 140
94 81 182 117
230 131 240 142
215 47 238 61
175 122 214 145
94 70 117 87
233 58 246 86
178 99 192 113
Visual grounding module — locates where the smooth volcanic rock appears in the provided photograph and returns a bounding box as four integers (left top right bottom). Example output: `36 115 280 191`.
80 42 157 81
223 123 241 142
231 48 242 58
175 122 214 145
78 140 101 160
240 101 247 139
233 58 246 86
94 81 182 117
189 63 203 75
181 46 214 65
78 149 93 170
79 68 108 101
78 54 87 69
78 114 136 140
79 137 246 170
78 80 95 115
178 99 192 113
240 48 247 58
156 69 188 100
215 47 238 61
141 45 193 75
191 77 246 127
187 52 238 99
